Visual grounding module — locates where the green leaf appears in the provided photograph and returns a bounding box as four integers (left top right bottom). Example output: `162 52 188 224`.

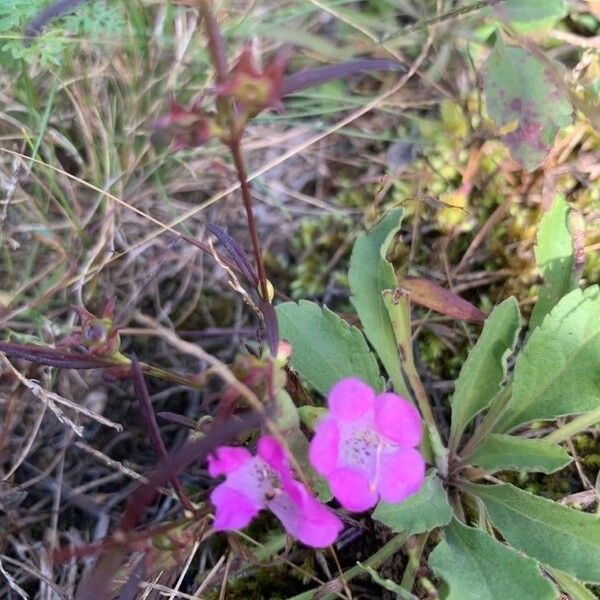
469 483 600 583
372 471 452 535
429 519 557 600
491 0 566 24
495 286 600 432
276 300 383 395
348 209 410 397
449 297 521 444
530 195 577 330
469 433 571 474
485 38 572 171
546 567 597 600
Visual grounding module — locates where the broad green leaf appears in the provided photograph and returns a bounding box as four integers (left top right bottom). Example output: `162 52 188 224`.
469 433 571 474
276 300 383 395
348 209 410 397
469 483 600 583
485 38 572 171
429 519 557 600
449 297 520 444
356 563 417 600
530 195 577 330
495 286 600 432
373 471 452 535
491 0 566 24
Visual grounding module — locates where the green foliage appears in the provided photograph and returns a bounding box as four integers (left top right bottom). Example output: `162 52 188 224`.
449 297 521 444
470 483 600 583
372 471 452 535
495 286 600 432
275 300 383 395
491 0 566 25
530 195 577 330
469 433 571 474
0 0 124 67
484 37 572 171
429 519 557 600
348 208 410 397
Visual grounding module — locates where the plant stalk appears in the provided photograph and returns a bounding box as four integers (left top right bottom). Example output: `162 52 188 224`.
228 138 271 304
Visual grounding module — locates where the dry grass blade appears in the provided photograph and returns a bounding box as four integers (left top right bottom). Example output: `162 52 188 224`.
2 356 122 432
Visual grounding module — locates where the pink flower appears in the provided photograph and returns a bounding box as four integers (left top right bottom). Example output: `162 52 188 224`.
208 435 343 548
309 378 425 512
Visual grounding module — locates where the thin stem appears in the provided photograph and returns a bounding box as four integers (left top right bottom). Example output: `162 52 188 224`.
400 532 429 594
404 353 436 427
228 138 271 304
197 0 271 305
197 0 227 82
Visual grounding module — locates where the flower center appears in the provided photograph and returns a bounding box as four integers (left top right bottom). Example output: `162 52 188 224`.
253 459 282 503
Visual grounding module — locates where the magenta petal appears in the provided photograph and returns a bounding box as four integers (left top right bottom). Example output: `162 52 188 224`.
309 418 340 476
211 484 261 531
328 377 374 421
295 496 344 547
329 467 378 512
374 393 422 447
269 481 343 548
377 447 426 504
257 436 288 471
208 446 253 477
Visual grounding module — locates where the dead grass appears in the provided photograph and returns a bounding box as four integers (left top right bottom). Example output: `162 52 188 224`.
0 0 599 598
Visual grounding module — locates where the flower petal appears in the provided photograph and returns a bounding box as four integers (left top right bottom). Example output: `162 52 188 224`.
328 378 374 421
374 393 422 447
377 447 426 504
270 481 343 547
309 418 340 476
208 446 253 477
257 435 288 471
296 496 344 547
328 467 378 512
211 483 261 531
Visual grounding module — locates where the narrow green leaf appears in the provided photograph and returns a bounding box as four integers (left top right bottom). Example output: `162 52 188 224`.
469 433 571 474
485 38 572 171
449 297 521 444
276 300 383 395
469 483 600 583
372 471 452 535
429 519 557 600
530 195 577 330
348 209 410 397
495 286 600 432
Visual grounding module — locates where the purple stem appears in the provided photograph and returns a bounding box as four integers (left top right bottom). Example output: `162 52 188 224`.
130 358 194 513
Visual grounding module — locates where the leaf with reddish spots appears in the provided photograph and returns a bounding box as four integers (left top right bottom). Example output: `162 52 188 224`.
484 38 572 171
397 278 486 323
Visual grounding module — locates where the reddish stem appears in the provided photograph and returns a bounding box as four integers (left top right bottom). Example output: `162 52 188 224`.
228 138 271 304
